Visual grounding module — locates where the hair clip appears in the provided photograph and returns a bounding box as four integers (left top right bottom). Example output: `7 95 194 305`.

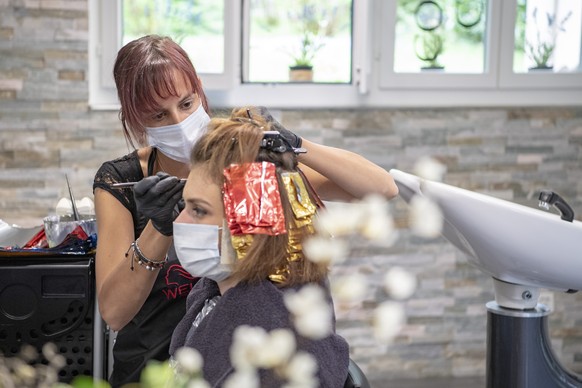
233 116 264 130
260 131 293 153
260 131 307 155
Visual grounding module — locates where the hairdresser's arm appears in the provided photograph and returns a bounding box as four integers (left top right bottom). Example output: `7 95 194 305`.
297 138 398 202
94 189 172 331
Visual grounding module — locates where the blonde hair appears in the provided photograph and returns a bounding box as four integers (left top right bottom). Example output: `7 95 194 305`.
190 106 327 286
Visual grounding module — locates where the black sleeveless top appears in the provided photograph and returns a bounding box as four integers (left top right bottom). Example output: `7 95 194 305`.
93 149 197 387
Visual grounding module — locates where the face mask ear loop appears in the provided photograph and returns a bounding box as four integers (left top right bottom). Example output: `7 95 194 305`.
220 219 236 265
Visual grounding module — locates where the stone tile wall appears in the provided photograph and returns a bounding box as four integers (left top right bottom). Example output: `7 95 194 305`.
284 108 582 382
1 1 582 384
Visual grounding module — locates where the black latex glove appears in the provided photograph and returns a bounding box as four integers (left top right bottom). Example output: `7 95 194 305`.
256 106 302 149
133 172 186 236
174 197 185 220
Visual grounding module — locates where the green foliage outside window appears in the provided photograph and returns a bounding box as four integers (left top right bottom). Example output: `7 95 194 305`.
513 0 575 72
395 0 487 73
251 0 351 69
123 0 222 44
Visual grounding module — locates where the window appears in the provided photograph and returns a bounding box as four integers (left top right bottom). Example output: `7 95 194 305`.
498 0 582 89
244 0 353 84
89 0 582 109
89 0 235 109
379 0 499 90
394 0 488 74
122 0 225 74
513 0 581 74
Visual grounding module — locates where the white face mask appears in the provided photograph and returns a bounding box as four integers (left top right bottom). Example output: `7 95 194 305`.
173 222 235 282
146 104 210 164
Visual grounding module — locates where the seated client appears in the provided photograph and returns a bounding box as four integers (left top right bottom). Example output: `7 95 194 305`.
168 106 349 386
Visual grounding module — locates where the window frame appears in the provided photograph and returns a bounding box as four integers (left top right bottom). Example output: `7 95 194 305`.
88 0 236 109
89 0 582 110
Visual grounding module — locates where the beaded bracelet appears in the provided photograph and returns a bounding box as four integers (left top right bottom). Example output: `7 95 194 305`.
125 239 167 271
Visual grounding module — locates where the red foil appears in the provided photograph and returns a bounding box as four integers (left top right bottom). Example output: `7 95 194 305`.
223 162 287 236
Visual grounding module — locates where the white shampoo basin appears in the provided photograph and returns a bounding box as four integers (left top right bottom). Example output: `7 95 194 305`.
391 169 582 293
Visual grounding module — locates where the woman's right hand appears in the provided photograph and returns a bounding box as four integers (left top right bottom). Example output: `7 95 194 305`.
133 172 185 236
95 184 173 331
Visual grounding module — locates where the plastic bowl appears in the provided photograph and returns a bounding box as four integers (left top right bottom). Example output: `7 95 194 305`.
43 214 97 248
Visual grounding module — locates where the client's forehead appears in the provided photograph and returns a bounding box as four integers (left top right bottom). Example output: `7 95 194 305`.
183 165 222 207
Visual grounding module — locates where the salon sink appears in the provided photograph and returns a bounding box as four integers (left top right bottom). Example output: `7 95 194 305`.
390 169 582 293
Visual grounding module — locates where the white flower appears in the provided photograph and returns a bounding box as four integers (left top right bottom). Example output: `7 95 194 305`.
282 351 319 387
383 267 417 300
331 273 368 303
294 306 333 340
19 345 37 362
361 210 396 243
48 354 66 370
355 194 396 243
174 347 204 375
254 328 296 368
360 193 389 215
284 284 333 339
409 195 443 238
12 359 36 383
187 379 211 388
41 343 57 359
230 325 268 371
414 156 446 181
373 301 406 343
314 203 364 237
230 326 296 371
303 236 349 265
312 195 396 247
222 369 260 388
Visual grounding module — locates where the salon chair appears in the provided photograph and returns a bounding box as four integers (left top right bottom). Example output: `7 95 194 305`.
344 358 371 388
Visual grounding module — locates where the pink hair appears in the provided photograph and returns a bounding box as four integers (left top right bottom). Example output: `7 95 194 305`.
113 35 210 147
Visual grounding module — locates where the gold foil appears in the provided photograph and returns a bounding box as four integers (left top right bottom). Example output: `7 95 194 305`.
268 265 290 284
280 171 318 267
226 170 319 284
230 234 254 261
281 172 317 221
285 222 304 262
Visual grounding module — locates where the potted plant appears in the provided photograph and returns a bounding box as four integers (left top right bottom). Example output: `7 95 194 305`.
414 31 445 70
525 7 572 71
525 38 555 70
412 1 445 71
289 31 324 82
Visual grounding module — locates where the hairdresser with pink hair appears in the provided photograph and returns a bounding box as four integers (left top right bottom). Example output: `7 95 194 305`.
93 34 398 387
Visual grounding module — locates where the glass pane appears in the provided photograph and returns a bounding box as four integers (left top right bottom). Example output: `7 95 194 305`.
394 0 488 73
247 0 352 83
122 0 224 74
513 0 582 73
